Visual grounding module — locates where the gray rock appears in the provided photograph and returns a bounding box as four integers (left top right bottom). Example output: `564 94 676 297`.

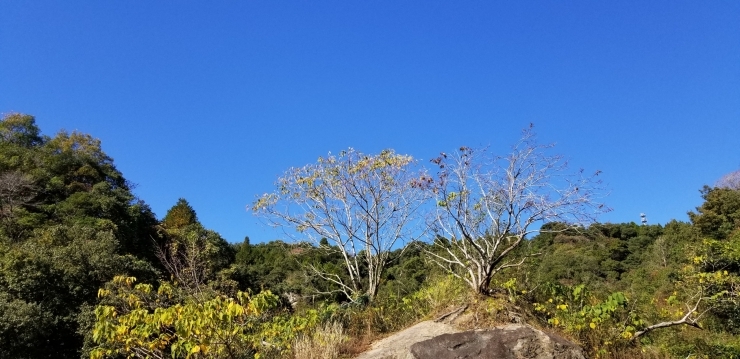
409 324 586 359
354 321 459 359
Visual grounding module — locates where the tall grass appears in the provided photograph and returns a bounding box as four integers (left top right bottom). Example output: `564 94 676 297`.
293 321 346 359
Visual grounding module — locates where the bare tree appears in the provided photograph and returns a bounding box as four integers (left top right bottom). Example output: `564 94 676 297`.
155 231 211 296
0 171 36 217
716 169 740 190
424 127 608 295
252 148 427 301
0 171 37 240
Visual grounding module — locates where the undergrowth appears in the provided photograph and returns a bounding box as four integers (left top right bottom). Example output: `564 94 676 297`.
283 274 739 358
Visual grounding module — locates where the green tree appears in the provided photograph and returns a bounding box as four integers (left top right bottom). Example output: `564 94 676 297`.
157 199 235 296
162 198 198 229
0 113 43 148
230 238 351 304
689 186 740 241
682 185 740 336
0 113 161 358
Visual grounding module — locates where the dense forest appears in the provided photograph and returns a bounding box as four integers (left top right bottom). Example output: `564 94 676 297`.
1 113 738 359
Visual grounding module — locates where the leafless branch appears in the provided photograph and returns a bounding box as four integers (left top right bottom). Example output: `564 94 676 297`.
253 149 429 301
424 128 608 294
716 169 740 190
632 293 709 341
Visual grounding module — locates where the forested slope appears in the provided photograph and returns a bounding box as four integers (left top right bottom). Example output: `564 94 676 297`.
1 113 738 359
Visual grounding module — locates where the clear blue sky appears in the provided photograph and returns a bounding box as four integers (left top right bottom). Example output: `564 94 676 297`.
1 1 738 243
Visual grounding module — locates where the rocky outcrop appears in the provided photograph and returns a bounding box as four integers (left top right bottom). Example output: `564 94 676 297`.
409 324 586 359
354 321 459 359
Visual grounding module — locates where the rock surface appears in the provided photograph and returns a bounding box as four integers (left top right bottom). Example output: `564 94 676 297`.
409 324 586 359
354 321 459 359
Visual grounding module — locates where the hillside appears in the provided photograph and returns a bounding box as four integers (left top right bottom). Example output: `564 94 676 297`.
1 113 738 358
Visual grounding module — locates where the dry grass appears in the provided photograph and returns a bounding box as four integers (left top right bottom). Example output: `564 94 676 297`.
338 335 372 358
595 346 672 359
293 321 347 359
447 294 519 331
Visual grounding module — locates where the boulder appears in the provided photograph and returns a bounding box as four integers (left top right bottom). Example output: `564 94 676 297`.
354 321 459 359
409 324 586 359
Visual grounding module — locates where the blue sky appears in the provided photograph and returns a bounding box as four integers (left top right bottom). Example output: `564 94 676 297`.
1 1 738 243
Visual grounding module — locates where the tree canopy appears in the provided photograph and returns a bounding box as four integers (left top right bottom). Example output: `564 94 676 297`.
253 148 427 301
0 113 161 358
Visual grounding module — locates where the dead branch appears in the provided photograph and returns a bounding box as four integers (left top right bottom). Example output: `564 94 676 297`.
434 304 469 323
632 296 707 341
